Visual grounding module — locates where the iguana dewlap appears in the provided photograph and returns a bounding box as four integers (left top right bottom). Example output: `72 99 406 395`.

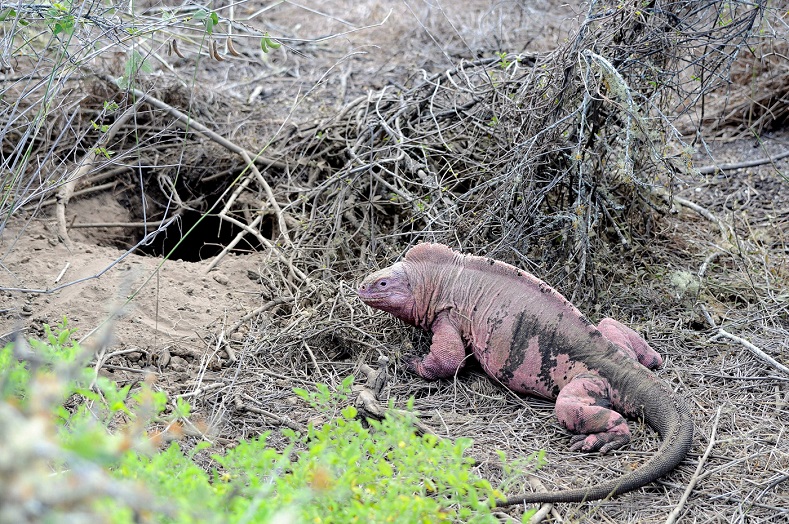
358 243 693 505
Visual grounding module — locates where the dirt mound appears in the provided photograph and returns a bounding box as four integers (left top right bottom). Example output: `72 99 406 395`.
0 213 264 368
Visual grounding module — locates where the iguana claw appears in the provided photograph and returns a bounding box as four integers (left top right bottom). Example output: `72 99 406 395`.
569 432 631 454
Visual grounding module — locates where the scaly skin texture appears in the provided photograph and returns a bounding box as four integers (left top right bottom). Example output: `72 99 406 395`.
358 243 693 505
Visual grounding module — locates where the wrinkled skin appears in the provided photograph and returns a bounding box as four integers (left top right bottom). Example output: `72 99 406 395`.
358 243 693 505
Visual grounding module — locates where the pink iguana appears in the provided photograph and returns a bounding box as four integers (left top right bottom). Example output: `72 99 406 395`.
357 243 693 506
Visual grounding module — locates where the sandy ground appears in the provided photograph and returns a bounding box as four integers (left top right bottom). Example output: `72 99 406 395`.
0 214 260 354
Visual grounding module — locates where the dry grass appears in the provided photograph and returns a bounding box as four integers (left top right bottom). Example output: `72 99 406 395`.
2 0 788 522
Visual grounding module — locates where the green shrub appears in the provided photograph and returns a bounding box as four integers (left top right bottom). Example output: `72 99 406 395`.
0 320 175 522
117 376 503 523
1 323 534 523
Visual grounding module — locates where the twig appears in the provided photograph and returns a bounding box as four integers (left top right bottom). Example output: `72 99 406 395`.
697 251 723 280
697 148 789 174
707 493 788 512
698 303 717 331
492 512 520 522
237 395 305 432
32 180 120 209
239 149 291 245
697 252 725 328
95 73 288 171
302 340 323 378
526 477 562 524
100 364 151 374
223 297 295 339
175 382 227 399
665 407 721 524
258 368 318 386
55 102 139 247
658 190 735 245
89 346 108 391
209 212 308 281
710 329 789 375
54 262 70 284
205 214 265 273
70 219 171 228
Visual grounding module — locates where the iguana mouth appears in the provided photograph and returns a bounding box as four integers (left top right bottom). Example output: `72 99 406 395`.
357 286 401 307
357 288 383 303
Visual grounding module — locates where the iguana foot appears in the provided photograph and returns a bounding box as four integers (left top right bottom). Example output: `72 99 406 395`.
555 372 632 453
403 356 421 375
402 356 448 380
403 314 467 380
568 430 631 454
597 318 663 369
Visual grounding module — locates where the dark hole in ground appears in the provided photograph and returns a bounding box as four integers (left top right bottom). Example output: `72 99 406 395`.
135 209 272 262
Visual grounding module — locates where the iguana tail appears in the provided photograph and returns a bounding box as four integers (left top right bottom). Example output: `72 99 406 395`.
495 376 693 506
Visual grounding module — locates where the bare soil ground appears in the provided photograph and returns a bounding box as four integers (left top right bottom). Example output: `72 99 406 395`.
1 1 788 522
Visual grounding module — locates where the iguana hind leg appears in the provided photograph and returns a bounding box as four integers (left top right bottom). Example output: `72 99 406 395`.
597 318 663 369
555 372 631 453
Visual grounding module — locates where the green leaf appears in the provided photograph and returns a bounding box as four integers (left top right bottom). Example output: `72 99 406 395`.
94 146 114 159
293 387 309 401
173 396 191 418
377 461 393 476
188 441 212 458
56 328 71 346
316 383 330 398
264 33 281 50
53 16 75 36
341 405 357 420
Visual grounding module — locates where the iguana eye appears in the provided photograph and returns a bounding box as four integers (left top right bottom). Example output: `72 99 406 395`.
378 280 387 287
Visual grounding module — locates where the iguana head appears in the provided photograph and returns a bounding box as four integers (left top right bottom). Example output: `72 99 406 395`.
358 262 417 323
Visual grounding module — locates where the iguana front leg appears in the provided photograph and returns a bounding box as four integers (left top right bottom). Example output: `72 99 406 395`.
555 372 631 453
407 311 466 380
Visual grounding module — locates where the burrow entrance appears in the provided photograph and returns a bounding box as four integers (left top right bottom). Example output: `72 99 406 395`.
65 173 274 263
134 210 272 262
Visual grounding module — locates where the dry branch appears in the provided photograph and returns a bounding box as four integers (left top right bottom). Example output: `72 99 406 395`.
710 329 789 376
665 407 722 524
697 148 789 174
95 74 287 171
97 75 294 267
526 476 560 524
55 102 139 248
353 359 436 436
235 393 305 432
659 190 737 246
